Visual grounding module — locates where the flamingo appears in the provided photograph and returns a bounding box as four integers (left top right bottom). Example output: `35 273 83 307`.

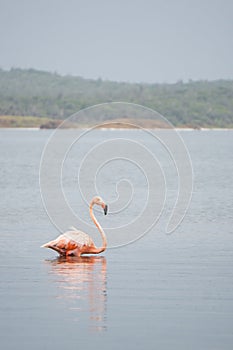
41 196 108 257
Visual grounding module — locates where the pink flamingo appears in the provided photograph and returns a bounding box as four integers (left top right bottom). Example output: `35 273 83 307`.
41 196 108 257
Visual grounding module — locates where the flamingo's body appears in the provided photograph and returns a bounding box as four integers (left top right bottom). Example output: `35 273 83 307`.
42 196 108 257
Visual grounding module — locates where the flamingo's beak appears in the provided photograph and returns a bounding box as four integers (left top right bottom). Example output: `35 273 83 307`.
104 204 108 215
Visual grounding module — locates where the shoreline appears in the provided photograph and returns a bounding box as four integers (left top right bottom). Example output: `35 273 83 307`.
0 127 232 131
1 116 232 130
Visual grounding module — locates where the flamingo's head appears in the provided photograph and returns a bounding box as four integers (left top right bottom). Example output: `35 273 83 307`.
92 196 108 215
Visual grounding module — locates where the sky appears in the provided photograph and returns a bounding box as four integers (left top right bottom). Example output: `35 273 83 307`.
0 0 233 83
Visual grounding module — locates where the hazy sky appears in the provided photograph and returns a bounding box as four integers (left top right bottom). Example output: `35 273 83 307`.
0 0 233 83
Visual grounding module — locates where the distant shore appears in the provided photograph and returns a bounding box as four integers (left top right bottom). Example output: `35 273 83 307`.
1 69 233 129
0 115 232 130
1 126 232 132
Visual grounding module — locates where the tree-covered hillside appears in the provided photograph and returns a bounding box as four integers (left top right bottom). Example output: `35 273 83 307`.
0 68 233 127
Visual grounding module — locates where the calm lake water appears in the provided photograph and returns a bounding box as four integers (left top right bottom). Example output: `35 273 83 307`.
0 129 233 350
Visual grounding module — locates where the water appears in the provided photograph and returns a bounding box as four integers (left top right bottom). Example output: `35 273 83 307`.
0 129 233 350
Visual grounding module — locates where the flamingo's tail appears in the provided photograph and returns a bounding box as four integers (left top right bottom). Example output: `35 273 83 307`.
41 238 66 256
41 242 51 248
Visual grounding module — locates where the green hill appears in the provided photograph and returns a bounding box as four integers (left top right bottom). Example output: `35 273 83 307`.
0 68 233 127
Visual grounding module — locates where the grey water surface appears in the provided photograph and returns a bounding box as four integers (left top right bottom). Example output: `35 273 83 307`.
0 129 232 350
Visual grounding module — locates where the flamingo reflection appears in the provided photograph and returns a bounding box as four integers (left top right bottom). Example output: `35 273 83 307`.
46 256 107 332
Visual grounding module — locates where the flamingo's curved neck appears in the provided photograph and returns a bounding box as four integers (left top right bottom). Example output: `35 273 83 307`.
89 203 107 253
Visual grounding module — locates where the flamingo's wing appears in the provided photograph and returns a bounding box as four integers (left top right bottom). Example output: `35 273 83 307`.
63 229 94 247
42 229 94 255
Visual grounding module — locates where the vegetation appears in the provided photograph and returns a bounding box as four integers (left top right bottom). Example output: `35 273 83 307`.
0 68 233 128
0 115 61 128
